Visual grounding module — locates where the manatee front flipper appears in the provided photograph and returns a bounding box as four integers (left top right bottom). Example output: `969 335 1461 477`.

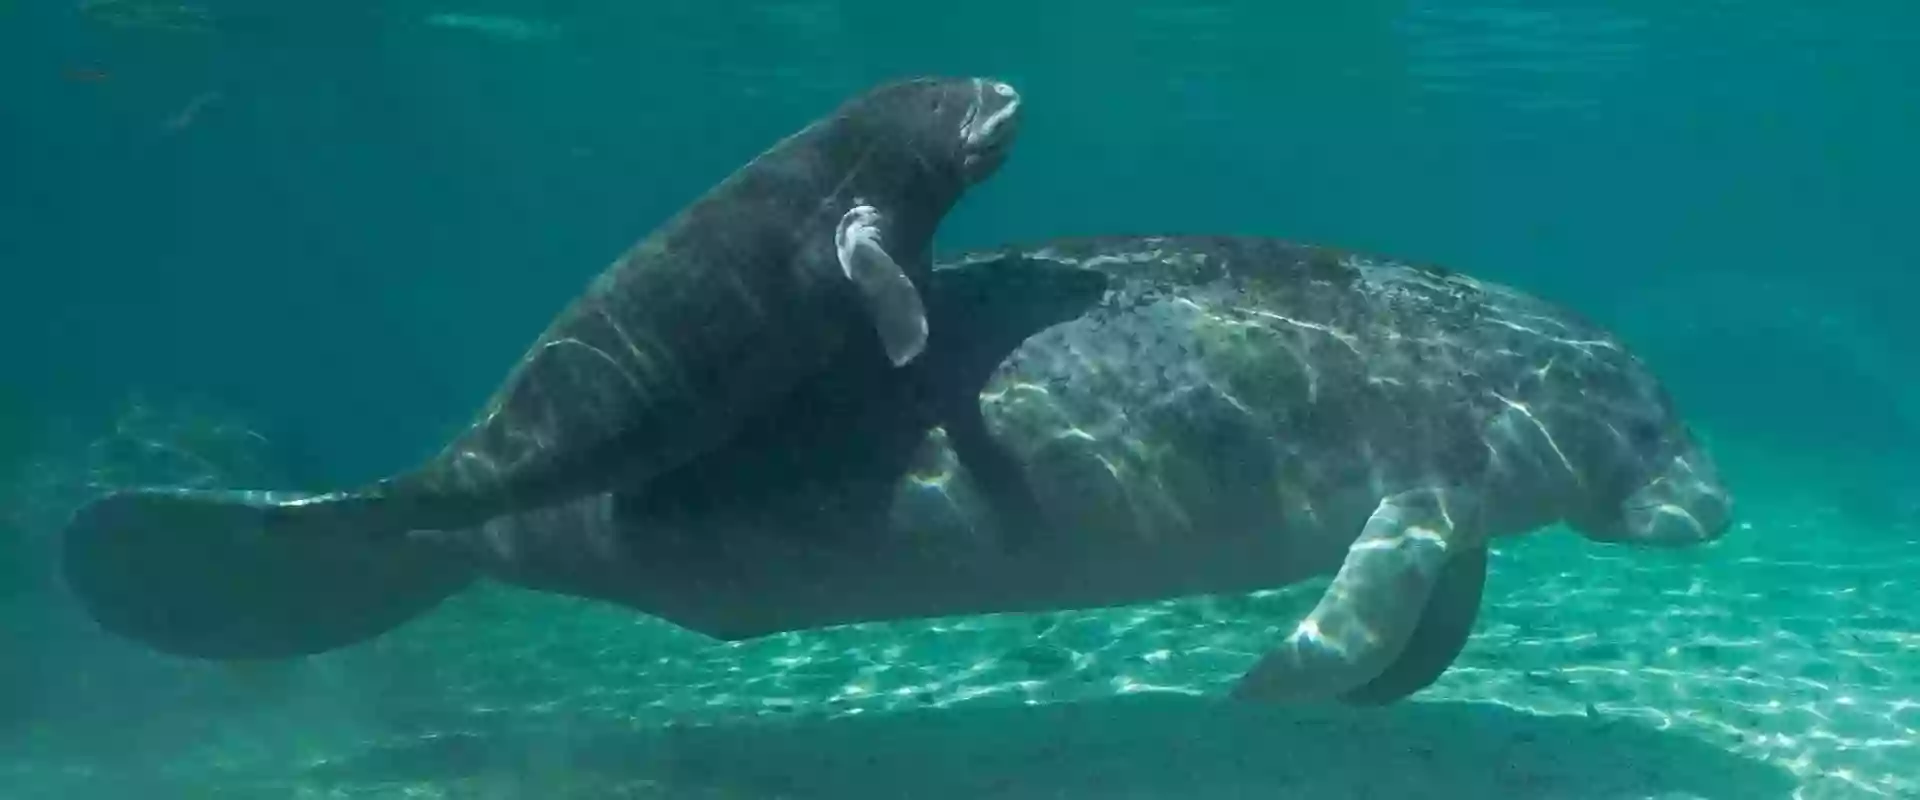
939 399 1047 553
1336 544 1487 705
1230 487 1482 704
917 254 1113 553
61 487 474 661
837 205 929 367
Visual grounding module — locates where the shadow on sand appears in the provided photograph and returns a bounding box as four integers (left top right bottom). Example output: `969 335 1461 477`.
304 694 1796 799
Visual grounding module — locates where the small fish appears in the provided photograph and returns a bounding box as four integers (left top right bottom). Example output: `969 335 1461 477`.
163 90 221 133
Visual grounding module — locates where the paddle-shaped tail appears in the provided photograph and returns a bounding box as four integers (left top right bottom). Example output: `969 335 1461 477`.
61 487 474 661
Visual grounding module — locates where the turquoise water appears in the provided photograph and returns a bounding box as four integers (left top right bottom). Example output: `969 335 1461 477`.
3 2 1917 798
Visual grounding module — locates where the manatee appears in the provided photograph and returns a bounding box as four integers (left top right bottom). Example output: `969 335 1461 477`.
454 235 1732 706
59 76 1026 661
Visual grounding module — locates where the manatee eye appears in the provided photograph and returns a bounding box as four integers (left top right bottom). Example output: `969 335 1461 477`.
1627 419 1662 447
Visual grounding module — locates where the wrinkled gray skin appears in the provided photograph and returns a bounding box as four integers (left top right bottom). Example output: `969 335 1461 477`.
439 235 1732 705
59 77 1025 661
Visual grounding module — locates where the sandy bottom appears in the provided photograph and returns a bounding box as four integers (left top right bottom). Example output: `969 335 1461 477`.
2 456 1915 799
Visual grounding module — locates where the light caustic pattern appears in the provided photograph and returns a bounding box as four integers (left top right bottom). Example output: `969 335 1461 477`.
4 415 1912 799
285 498 1911 800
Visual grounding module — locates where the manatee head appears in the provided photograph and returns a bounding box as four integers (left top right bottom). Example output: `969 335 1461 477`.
804 78 1025 370
1604 430 1732 547
833 76 1023 194
1561 385 1734 549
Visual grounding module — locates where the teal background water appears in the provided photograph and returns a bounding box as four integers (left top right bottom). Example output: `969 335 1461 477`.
2 2 1916 798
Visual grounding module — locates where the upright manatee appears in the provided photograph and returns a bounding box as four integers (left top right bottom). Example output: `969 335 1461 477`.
60 76 1026 660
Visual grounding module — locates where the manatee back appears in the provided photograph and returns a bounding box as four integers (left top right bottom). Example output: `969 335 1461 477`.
965 236 1670 541
414 131 864 507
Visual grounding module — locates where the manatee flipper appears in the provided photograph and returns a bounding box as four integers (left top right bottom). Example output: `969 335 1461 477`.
940 399 1046 553
918 254 1114 553
1336 544 1487 705
1230 487 1478 704
61 487 474 661
836 205 928 367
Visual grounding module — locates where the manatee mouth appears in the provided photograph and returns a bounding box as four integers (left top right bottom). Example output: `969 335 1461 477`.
1610 458 1734 547
959 78 1021 180
1619 498 1730 546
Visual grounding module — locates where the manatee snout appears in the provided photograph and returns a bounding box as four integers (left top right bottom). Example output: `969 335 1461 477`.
1622 452 1733 545
958 79 1021 179
1595 447 1733 547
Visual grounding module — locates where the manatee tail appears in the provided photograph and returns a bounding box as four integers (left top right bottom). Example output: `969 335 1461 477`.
60 487 475 661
